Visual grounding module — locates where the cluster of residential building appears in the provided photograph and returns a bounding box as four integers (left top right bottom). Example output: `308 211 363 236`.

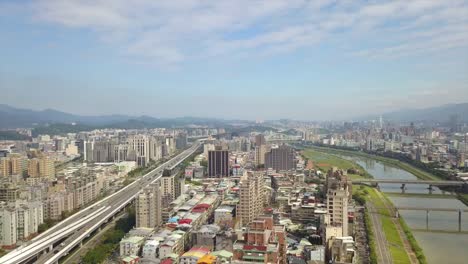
0 128 193 248
112 131 361 264
0 126 366 263
301 119 468 175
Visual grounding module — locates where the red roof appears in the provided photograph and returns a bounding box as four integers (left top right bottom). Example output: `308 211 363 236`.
192 203 211 213
166 223 178 228
243 245 267 251
178 219 193 224
161 259 173 264
193 203 210 209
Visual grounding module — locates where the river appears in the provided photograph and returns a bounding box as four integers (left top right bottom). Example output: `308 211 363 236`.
339 155 468 264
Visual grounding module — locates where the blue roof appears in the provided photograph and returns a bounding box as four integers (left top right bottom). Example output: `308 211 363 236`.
169 216 179 223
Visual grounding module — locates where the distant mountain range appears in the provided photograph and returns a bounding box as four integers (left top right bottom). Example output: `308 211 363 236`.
0 104 243 129
379 103 468 123
1 103 467 130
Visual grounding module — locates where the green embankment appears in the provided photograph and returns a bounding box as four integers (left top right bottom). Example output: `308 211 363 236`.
399 217 428 264
355 186 411 264
307 147 428 264
386 192 456 199
307 146 440 180
363 209 378 264
302 149 373 178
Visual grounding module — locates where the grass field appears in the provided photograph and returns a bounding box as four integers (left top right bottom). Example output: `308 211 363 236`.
302 149 373 178
307 146 440 180
386 192 456 199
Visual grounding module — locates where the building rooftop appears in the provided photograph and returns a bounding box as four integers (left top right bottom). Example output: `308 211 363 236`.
181 247 210 259
212 250 234 259
121 236 145 244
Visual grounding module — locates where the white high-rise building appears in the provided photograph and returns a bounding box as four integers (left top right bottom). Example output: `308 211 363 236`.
136 182 162 228
0 206 17 246
204 143 215 158
128 135 151 166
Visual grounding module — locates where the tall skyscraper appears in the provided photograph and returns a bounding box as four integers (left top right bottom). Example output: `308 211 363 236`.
136 182 162 228
238 171 265 226
127 135 151 166
254 145 267 167
255 134 266 146
208 147 229 177
324 169 351 239
264 145 296 172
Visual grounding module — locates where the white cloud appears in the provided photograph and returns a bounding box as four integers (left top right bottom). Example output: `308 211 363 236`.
8 0 464 67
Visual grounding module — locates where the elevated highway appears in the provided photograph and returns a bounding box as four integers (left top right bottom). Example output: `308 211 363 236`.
0 141 202 264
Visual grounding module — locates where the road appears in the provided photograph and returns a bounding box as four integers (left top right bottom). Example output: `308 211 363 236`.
368 202 392 264
0 141 202 264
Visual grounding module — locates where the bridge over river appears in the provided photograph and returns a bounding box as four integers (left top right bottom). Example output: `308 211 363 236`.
372 206 468 233
353 179 467 194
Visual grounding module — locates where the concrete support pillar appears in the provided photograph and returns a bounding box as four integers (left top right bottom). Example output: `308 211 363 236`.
80 241 83 247
459 210 462 233
401 184 406 194
428 185 433 194
49 244 53 251
426 210 429 230
376 183 380 191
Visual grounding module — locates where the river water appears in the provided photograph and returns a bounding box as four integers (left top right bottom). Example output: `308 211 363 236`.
339 155 468 264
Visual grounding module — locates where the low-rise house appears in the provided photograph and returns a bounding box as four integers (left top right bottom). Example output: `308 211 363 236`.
120 236 145 257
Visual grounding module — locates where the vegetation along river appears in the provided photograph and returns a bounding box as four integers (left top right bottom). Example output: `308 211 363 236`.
339 154 468 264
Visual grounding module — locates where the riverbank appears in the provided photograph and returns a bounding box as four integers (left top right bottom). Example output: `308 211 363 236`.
355 186 419 264
386 192 456 199
303 147 427 264
305 145 468 207
305 145 440 181
301 148 373 178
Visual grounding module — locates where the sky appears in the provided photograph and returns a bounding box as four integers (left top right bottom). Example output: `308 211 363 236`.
0 0 467 121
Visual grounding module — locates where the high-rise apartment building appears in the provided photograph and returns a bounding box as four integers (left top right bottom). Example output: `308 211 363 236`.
255 134 266 146
28 157 55 179
324 169 351 240
208 147 229 177
136 182 162 228
0 154 27 177
0 206 17 247
127 135 164 166
175 133 187 149
238 171 265 226
265 145 296 172
0 183 19 202
127 135 151 166
254 145 267 167
0 201 43 247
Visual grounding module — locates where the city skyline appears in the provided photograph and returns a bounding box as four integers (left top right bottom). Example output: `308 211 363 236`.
1 0 468 120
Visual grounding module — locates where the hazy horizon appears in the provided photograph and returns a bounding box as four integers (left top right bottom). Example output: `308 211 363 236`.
1 0 468 120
